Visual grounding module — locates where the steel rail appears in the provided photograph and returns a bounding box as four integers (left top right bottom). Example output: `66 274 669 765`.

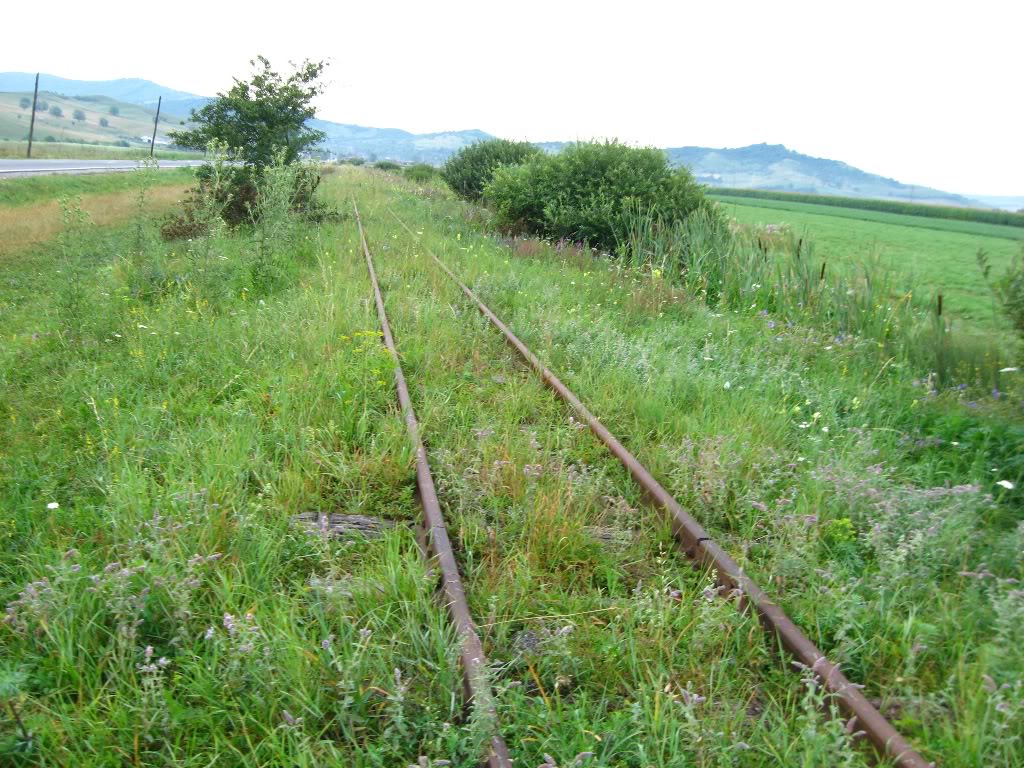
388 207 932 768
353 202 512 768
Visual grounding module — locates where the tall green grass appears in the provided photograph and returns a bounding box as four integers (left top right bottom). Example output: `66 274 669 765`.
620 205 1009 384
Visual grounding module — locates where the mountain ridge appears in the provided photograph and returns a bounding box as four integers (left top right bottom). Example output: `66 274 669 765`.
0 72 1003 207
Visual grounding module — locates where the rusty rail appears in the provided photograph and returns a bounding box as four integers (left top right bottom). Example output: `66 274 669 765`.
353 202 512 768
388 207 932 768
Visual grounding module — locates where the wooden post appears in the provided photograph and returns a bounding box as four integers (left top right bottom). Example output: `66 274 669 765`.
26 73 40 159
150 96 162 157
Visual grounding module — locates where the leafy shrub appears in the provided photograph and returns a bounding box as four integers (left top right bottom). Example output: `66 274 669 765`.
99 117 109 128
73 109 86 122
339 156 365 166
115 139 130 147
37 99 49 112
44 136 56 143
49 105 63 118
374 160 401 172
442 139 540 202
109 105 120 116
19 96 31 109
484 140 708 252
404 163 438 183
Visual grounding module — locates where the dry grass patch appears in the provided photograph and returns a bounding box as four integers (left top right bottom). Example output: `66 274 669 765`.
0 184 188 257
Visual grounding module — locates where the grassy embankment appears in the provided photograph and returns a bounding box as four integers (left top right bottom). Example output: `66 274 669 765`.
0 141 202 161
714 194 1023 332
0 166 1021 766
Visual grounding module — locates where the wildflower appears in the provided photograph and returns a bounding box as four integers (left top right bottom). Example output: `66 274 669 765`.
47 502 59 510
281 710 302 726
997 480 1015 490
723 381 731 390
1000 367 1019 373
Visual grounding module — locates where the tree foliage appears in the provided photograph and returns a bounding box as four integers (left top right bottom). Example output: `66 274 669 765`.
19 97 31 109
484 140 708 252
73 109 86 122
170 57 328 170
442 139 541 202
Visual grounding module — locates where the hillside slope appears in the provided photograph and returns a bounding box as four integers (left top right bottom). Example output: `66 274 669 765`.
669 143 977 206
0 91 185 146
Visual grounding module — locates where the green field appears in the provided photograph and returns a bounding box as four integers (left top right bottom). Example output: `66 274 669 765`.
714 195 1023 330
0 168 1021 766
711 188 1024 228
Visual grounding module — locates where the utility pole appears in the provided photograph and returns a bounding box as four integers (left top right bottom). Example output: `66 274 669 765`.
26 73 40 159
150 96 162 157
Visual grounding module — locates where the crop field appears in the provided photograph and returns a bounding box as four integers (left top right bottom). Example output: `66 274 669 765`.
714 195 1023 333
0 166 1022 766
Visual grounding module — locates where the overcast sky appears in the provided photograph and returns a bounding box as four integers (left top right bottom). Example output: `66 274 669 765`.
5 0 1021 194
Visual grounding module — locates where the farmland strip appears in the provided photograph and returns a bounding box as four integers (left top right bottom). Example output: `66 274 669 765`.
353 201 513 768
387 206 932 768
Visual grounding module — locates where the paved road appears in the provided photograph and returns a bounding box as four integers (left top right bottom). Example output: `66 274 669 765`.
0 159 207 178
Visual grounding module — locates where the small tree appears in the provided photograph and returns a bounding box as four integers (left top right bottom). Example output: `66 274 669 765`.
99 117 109 128
19 96 31 109
109 105 120 116
49 105 63 118
73 108 86 122
170 56 328 172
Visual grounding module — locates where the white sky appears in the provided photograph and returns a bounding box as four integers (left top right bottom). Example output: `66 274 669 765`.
4 0 1021 194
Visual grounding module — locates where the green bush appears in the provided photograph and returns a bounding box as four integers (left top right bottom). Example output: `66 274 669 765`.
49 105 63 118
109 105 120 116
484 140 708 252
374 160 401 172
99 117 109 128
19 96 31 109
442 138 541 202
37 99 49 112
404 163 438 183
73 109 86 122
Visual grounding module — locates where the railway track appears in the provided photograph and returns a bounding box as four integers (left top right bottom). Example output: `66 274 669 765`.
353 199 932 767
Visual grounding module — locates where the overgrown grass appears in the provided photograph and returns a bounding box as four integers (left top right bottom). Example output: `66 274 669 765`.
2 167 1021 766
717 197 1023 333
354 168 1023 765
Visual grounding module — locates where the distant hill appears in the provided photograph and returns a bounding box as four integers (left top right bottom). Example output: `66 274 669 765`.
0 91 186 148
310 120 491 164
0 72 207 118
0 73 1010 206
667 143 980 207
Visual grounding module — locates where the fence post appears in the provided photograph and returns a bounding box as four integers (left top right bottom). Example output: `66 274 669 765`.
150 96 162 158
26 73 40 159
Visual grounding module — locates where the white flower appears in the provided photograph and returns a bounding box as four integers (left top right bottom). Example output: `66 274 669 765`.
997 480 1015 490
999 367 1018 373
47 502 59 509
723 381 731 389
